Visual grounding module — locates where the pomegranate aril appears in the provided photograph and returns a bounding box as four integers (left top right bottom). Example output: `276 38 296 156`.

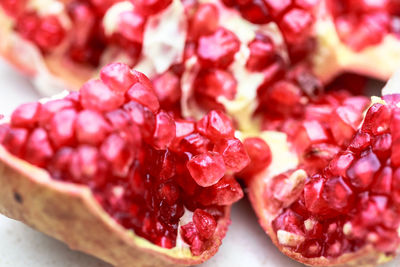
100 63 138 93
241 137 272 176
152 71 181 109
328 152 354 177
197 176 243 206
117 11 146 44
189 4 219 40
349 131 371 151
273 209 304 235
239 0 272 24
69 145 99 182
303 175 331 216
181 222 199 246
39 99 75 126
76 110 110 146
213 138 250 172
152 111 176 150
264 0 291 18
11 102 41 128
80 79 124 111
25 128 54 167
49 109 77 148
175 119 195 140
279 8 313 43
197 110 235 142
179 133 211 154
246 34 276 71
361 103 390 135
371 166 392 195
322 176 354 213
197 27 240 69
330 106 361 146
193 209 217 240
347 149 381 190
2 128 28 157
127 83 160 113
123 101 156 141
34 15 66 49
157 182 180 205
187 151 226 187
130 0 173 15
100 133 134 177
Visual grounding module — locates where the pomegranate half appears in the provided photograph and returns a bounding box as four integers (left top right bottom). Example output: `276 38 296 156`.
246 74 400 266
0 63 248 266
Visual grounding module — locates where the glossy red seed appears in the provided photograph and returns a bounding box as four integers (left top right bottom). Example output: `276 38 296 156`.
189 4 219 40
49 109 77 148
100 133 134 177
239 0 272 24
11 102 41 128
264 0 291 18
361 103 390 135
330 106 360 146
193 209 217 240
279 8 313 43
371 166 392 195
197 176 243 206
181 222 199 245
131 0 173 15
2 128 29 156
246 34 276 71
80 79 125 111
152 72 181 109
152 111 176 150
328 152 354 177
127 83 160 113
322 176 354 213
347 150 381 190
100 63 138 93
39 99 75 126
304 175 331 215
241 137 272 176
349 131 371 151
197 110 235 142
75 110 110 145
123 101 156 141
179 133 211 154
187 151 226 187
214 138 250 172
69 145 99 181
272 209 304 235
157 182 180 205
175 120 195 139
118 11 146 43
372 133 392 159
24 128 54 167
34 16 65 49
197 27 240 68
194 69 237 103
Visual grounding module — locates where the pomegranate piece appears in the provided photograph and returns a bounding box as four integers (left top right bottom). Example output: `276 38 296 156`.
187 151 226 187
197 27 240 69
240 137 272 177
130 0 173 15
0 64 244 265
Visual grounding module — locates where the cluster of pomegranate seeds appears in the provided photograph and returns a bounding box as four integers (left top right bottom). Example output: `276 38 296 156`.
221 0 318 62
329 0 400 51
0 63 248 255
269 99 400 258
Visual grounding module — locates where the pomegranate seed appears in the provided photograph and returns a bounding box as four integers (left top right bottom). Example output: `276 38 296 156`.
152 72 181 109
273 209 304 235
187 151 226 187
117 11 146 43
328 152 354 177
127 83 160 113
197 110 235 142
372 133 392 159
241 137 272 176
197 176 243 206
330 106 361 146
24 128 54 167
11 102 41 128
16 12 39 40
279 8 313 43
179 133 211 154
100 63 138 93
80 79 125 111
39 99 75 126
175 120 195 139
69 145 99 181
246 34 276 71
361 103 390 135
130 0 173 15
34 16 65 49
264 0 291 18
304 175 331 216
213 138 250 172
100 133 134 177
2 128 28 156
149 150 176 181
239 0 272 24
347 150 381 190
75 110 110 145
349 131 371 151
157 182 180 205
152 111 176 150
197 27 240 68
189 4 219 40
371 166 392 195
193 209 217 240
322 176 354 213
181 222 198 245
123 101 156 141
49 109 77 148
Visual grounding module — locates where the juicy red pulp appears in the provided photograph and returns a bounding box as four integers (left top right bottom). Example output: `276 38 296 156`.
0 63 248 256
270 100 400 258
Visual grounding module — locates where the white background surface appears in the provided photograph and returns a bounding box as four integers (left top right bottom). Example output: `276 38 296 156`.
0 59 399 267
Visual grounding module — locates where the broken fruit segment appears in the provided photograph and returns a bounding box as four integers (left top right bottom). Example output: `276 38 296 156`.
248 76 400 266
0 63 247 266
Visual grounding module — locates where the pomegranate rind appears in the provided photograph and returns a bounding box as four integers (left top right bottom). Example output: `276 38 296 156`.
248 172 393 267
0 146 231 266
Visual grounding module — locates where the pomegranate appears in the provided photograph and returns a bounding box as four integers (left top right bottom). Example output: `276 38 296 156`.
246 74 400 265
0 63 248 266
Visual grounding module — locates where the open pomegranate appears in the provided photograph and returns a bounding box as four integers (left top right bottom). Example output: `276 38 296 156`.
1 0 400 97
0 63 248 266
246 73 400 265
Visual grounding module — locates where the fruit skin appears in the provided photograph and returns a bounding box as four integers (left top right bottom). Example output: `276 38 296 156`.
247 172 393 266
0 146 231 266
